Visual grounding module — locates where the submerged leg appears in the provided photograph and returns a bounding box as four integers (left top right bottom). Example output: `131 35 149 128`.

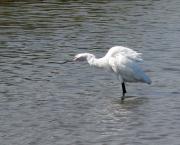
121 82 127 101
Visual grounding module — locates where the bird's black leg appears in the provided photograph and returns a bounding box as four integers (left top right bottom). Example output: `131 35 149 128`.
121 82 127 101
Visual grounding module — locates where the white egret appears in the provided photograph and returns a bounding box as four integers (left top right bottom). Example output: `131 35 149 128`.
74 46 151 100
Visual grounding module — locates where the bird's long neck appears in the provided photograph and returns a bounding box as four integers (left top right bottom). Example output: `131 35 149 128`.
87 54 108 69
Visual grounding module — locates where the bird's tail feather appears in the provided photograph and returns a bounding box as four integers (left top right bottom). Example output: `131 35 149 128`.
144 75 152 84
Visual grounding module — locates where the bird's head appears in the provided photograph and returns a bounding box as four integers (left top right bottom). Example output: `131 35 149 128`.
74 53 95 62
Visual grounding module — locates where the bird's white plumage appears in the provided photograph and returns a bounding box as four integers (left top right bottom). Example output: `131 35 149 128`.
74 46 151 84
105 46 143 62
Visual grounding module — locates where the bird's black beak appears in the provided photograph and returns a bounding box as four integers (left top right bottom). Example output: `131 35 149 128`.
58 59 74 64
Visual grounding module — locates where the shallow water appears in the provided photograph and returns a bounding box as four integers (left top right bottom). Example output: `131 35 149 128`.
0 0 180 145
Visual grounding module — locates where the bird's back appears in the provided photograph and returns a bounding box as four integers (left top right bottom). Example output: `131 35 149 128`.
105 46 142 62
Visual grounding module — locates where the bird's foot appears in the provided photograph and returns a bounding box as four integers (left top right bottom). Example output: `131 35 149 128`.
121 94 125 101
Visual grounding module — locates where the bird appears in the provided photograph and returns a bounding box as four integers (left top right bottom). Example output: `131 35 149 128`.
74 46 151 101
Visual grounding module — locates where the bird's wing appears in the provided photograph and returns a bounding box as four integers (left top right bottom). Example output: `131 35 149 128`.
106 46 143 62
109 53 151 83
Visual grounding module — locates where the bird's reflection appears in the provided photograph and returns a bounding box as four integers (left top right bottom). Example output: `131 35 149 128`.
113 96 148 108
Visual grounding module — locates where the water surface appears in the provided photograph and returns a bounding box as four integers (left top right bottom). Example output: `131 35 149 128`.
0 0 180 145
